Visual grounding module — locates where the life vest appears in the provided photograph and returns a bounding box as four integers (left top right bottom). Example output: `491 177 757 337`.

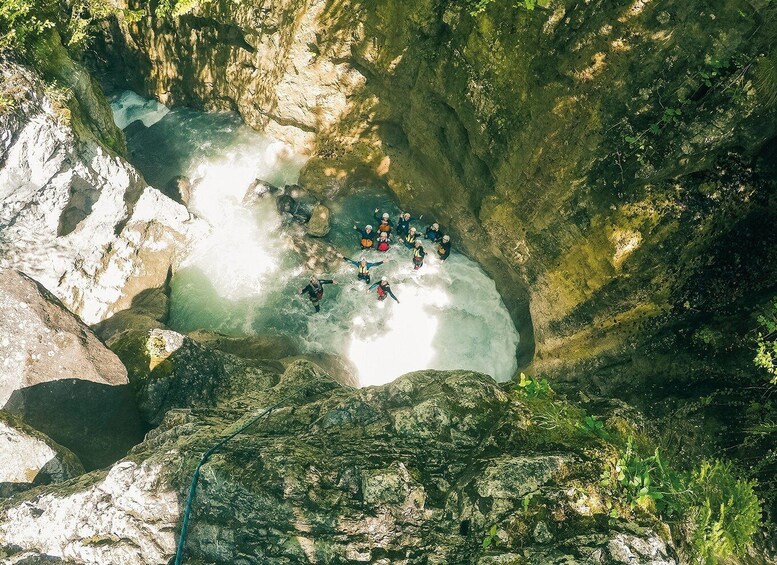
358 263 369 275
378 223 391 233
413 246 424 258
361 237 373 248
377 284 388 299
406 232 417 244
312 284 323 300
377 239 390 251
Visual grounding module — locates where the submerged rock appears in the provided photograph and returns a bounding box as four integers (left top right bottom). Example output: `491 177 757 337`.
305 202 331 237
0 361 678 564
241 178 279 205
0 269 145 469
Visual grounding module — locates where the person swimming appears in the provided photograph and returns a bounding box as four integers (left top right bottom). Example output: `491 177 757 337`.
374 209 393 235
369 276 399 303
412 240 426 270
340 255 384 284
376 231 391 252
403 226 420 248
425 222 442 243
354 224 376 249
437 234 451 261
298 276 336 313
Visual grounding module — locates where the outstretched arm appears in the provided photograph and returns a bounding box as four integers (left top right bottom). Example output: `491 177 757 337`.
367 261 384 268
388 288 399 303
368 282 379 291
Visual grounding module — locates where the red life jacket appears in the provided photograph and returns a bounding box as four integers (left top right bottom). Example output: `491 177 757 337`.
377 284 387 299
377 240 390 251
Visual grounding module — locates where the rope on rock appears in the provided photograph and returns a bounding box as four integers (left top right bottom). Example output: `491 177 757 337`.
173 385 308 565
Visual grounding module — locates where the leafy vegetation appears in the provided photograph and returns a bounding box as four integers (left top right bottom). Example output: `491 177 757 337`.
753 298 777 382
513 373 762 562
462 0 548 17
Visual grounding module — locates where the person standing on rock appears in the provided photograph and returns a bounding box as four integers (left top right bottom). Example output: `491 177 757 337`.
354 224 376 249
369 276 399 303
339 255 385 284
412 240 426 270
425 222 443 243
437 235 452 261
299 276 336 313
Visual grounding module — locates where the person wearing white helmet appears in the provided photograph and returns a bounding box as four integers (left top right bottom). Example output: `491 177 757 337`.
368 276 399 303
437 234 452 261
353 223 376 249
396 211 419 238
339 254 385 284
412 240 426 270
374 208 394 235
298 275 337 313
402 226 420 248
425 222 442 243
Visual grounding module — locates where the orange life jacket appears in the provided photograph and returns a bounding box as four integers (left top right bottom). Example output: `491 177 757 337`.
361 238 373 248
378 223 391 233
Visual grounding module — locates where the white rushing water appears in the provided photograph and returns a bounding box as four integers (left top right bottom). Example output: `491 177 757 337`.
111 91 520 387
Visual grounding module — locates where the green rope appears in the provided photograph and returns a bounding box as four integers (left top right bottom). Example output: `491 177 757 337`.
173 387 306 564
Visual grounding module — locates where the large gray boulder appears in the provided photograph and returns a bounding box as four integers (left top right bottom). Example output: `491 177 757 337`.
0 58 207 325
0 269 145 469
305 202 331 237
0 411 84 497
0 362 679 564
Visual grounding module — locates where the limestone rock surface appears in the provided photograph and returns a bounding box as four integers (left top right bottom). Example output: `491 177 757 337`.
305 202 331 237
0 58 207 325
0 269 145 469
0 361 678 564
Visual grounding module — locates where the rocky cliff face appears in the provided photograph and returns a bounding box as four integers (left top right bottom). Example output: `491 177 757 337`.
97 0 777 397
0 359 680 564
0 49 207 325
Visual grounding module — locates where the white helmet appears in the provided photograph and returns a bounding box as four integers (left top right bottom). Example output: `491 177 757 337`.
381 276 388 282
409 227 416 233
382 212 389 219
360 257 367 263
365 224 373 230
432 222 439 230
442 235 450 242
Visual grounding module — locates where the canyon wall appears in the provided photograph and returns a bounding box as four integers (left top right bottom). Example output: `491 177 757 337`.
96 0 777 398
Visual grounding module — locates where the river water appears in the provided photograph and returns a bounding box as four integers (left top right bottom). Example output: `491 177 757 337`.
111 91 520 387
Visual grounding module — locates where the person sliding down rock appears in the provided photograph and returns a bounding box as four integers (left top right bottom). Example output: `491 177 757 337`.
376 231 391 252
412 240 426 270
298 276 336 313
402 226 420 248
374 209 394 235
369 276 399 303
425 222 442 243
354 224 376 249
340 255 385 284
437 234 451 261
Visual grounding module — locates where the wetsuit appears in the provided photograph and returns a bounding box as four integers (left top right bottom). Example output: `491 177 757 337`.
355 227 376 249
425 226 442 243
376 235 391 252
369 281 399 303
300 279 334 312
397 215 412 237
413 245 426 269
374 211 395 228
403 230 419 249
343 257 383 284
437 240 451 261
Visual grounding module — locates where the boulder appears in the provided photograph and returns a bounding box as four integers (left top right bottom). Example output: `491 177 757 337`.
0 269 145 469
0 59 207 325
163 175 192 205
0 411 84 497
242 178 279 206
0 364 680 564
305 203 331 237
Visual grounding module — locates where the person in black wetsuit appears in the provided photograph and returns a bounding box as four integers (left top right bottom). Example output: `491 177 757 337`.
340 255 384 284
437 234 451 261
396 212 413 238
353 224 376 249
374 209 394 236
298 276 336 313
425 222 442 243
402 226 420 248
412 240 426 270
369 276 399 303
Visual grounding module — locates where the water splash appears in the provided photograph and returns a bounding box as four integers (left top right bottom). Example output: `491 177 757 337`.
112 91 520 386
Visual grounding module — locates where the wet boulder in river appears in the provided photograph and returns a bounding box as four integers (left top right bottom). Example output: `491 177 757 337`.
242 178 279 206
163 175 192 206
306 203 331 237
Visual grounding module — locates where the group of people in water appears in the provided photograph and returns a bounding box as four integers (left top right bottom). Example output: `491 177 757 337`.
298 208 453 312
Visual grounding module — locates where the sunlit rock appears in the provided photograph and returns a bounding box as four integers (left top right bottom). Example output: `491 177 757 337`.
306 202 332 237
0 269 145 468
